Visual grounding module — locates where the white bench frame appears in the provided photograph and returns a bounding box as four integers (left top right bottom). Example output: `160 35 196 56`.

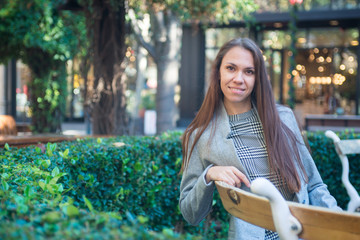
251 178 302 240
325 130 360 212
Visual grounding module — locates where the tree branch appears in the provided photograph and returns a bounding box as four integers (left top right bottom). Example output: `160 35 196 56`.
128 9 156 60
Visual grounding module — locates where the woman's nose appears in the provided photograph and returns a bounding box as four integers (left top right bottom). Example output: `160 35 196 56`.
233 72 244 83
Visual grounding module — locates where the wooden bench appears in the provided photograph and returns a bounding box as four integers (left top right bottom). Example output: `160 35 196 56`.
305 114 360 132
0 135 81 148
215 179 360 240
0 134 112 148
16 122 32 134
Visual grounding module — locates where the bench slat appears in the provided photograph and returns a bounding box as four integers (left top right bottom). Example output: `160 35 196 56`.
215 181 360 240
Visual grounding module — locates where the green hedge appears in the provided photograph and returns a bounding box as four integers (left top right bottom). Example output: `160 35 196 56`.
0 132 226 239
0 130 359 239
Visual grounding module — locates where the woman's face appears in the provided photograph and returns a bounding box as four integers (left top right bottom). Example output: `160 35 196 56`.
219 46 255 115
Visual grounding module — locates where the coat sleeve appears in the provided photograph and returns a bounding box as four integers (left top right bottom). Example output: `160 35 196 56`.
279 105 342 211
299 139 342 210
179 134 216 225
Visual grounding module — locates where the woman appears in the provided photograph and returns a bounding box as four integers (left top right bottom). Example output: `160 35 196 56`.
179 38 341 240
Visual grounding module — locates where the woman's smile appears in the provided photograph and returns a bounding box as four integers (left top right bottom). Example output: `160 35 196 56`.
228 86 246 94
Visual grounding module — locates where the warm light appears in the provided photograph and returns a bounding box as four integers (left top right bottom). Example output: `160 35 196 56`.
309 77 316 84
292 70 298 76
309 76 344 85
349 68 355 74
309 54 315 62
329 20 339 26
130 56 136 62
298 38 306 44
288 51 293 57
324 77 332 84
340 64 346 70
274 22 283 28
333 73 346 85
296 64 302 71
316 56 325 63
351 40 359 46
318 66 324 72
326 57 332 63
348 56 354 62
314 48 319 54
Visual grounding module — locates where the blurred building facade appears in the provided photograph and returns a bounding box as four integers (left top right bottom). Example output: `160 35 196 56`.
0 59 85 123
1 0 360 131
0 60 31 122
178 0 360 128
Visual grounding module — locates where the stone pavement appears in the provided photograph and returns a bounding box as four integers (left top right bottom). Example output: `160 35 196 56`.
61 122 89 136
61 121 186 136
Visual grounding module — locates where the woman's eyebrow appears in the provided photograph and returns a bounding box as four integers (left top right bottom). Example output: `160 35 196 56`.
224 62 237 66
245 67 255 70
223 62 255 70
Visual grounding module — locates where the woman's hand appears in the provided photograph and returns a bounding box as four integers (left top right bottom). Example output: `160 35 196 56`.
206 166 250 188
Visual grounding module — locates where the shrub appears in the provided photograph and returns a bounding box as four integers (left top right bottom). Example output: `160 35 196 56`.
0 132 226 239
1 130 358 239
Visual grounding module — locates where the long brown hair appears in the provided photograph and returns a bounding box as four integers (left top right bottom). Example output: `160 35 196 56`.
181 38 308 193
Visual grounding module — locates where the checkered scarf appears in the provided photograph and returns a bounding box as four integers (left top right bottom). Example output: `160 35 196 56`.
227 108 294 240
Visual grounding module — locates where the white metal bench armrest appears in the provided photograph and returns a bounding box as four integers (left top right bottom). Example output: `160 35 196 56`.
325 130 360 212
251 178 302 240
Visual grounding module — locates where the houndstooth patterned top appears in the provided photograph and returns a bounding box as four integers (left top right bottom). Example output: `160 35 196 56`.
227 108 294 240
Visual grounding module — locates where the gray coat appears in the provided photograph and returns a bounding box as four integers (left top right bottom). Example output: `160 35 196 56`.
179 103 341 240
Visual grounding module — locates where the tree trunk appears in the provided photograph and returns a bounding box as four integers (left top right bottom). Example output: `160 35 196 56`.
89 0 127 135
130 45 147 135
152 10 182 134
156 53 179 133
113 63 128 135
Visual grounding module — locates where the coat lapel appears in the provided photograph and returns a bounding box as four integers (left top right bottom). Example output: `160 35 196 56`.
210 102 250 185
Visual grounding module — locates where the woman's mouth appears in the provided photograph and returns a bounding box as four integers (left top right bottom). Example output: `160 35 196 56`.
229 87 245 94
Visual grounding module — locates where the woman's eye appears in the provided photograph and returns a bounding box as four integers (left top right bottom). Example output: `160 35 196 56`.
246 70 255 75
226 66 235 71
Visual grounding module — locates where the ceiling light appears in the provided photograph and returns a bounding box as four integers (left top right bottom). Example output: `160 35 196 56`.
274 22 283 28
329 20 339 26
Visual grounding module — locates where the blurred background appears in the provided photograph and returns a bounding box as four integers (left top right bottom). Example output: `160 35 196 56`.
0 0 359 136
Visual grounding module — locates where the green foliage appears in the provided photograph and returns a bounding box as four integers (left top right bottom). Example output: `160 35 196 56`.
306 130 360 209
2 130 356 239
287 3 300 109
29 64 67 133
140 90 156 110
0 0 86 65
0 132 224 239
129 0 258 26
0 0 88 133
